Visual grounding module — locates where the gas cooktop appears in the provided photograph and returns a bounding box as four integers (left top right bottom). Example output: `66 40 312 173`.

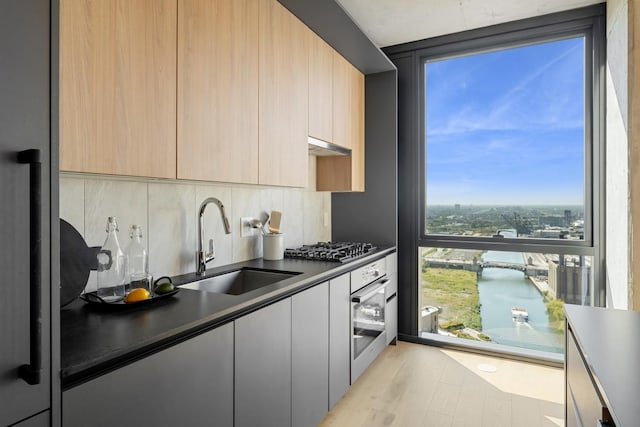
284 242 376 263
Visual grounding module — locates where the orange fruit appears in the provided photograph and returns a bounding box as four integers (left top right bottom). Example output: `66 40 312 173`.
124 288 151 303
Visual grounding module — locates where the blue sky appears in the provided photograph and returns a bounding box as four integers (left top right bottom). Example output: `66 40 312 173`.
425 37 585 205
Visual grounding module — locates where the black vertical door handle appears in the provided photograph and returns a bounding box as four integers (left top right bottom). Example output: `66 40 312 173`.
17 149 42 385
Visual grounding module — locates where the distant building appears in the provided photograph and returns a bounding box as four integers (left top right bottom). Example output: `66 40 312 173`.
532 227 566 239
539 215 565 227
548 256 590 304
564 209 572 226
421 306 439 334
454 204 461 212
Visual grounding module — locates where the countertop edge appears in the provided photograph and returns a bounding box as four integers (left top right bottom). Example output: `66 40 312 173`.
62 247 396 388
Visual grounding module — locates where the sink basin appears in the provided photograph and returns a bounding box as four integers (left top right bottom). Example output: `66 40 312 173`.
179 268 301 295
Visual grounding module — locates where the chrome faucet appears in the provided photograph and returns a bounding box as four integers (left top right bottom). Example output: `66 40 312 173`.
197 197 232 275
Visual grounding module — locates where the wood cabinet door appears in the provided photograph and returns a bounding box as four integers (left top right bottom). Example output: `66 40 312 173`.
332 52 364 151
177 0 259 184
309 33 333 143
316 148 365 192
317 53 365 192
259 0 309 187
60 0 177 178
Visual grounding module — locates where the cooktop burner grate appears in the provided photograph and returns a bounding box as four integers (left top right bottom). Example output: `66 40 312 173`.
284 242 376 263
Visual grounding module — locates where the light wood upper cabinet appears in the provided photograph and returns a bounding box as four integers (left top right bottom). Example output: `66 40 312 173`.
308 34 334 144
60 0 362 189
317 52 365 192
177 0 259 184
259 0 309 187
60 0 177 178
332 52 364 151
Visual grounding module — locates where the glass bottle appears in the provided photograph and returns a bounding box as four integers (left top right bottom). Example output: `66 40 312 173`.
96 217 128 302
126 224 150 291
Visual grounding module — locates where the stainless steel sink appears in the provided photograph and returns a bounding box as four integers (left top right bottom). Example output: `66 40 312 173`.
179 268 301 295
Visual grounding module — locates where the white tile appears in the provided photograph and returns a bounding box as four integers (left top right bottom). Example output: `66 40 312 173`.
84 179 148 249
82 179 147 292
303 191 326 244
195 185 233 269
231 186 261 262
59 175 85 236
283 189 304 248
148 182 196 277
63 172 331 283
321 191 332 241
260 187 284 221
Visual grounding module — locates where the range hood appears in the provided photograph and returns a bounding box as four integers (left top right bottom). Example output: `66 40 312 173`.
308 136 351 156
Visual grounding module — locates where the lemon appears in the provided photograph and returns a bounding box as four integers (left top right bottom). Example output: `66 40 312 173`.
154 282 175 295
124 288 151 303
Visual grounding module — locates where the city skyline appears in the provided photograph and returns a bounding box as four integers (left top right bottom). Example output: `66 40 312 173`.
425 36 585 205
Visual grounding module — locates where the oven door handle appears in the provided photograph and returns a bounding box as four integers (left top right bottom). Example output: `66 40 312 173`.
352 278 389 303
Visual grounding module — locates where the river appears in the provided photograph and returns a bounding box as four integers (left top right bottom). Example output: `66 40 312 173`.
478 250 564 353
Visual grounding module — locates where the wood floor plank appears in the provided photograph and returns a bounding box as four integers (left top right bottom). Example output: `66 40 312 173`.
319 341 564 427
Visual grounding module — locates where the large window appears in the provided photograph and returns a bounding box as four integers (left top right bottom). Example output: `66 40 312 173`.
399 7 606 357
425 38 587 242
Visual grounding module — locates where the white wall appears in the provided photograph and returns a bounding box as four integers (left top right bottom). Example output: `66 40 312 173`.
60 155 331 292
605 0 630 309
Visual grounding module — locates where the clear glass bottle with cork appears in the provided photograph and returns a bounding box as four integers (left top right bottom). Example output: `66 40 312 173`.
126 224 151 292
96 217 128 302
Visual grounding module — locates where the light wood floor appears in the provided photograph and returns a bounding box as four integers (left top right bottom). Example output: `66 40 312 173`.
319 341 564 427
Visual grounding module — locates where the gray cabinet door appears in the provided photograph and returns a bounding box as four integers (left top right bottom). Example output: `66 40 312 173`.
565 328 606 427
63 323 234 427
0 1 52 426
292 282 329 427
235 299 292 427
329 274 351 409
12 411 49 427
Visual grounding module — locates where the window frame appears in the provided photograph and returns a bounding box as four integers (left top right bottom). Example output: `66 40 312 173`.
416 12 606 301
382 3 606 343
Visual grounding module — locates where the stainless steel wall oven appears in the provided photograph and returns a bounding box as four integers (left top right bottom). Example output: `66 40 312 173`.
350 258 389 382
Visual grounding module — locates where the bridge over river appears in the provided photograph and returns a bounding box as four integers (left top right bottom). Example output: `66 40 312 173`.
481 261 526 272
423 258 547 277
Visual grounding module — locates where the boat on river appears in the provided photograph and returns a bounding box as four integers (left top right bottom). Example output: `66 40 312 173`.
511 307 529 322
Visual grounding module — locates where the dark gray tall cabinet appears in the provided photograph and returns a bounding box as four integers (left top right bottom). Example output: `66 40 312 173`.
0 0 56 426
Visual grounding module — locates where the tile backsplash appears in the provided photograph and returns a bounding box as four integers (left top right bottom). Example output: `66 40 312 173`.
60 156 331 292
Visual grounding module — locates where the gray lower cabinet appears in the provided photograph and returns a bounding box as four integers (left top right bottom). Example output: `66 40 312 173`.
565 326 613 427
235 298 292 427
292 282 329 427
13 411 50 427
329 273 351 409
62 323 234 427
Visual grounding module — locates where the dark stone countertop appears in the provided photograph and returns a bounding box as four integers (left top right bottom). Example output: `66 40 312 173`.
565 304 640 427
61 247 395 389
